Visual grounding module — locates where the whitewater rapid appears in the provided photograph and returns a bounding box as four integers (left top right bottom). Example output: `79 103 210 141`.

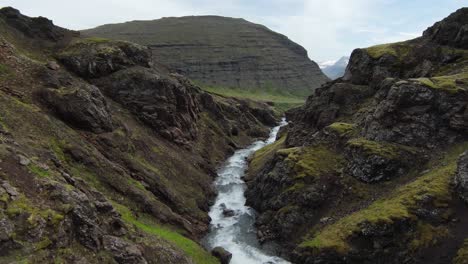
204 118 290 264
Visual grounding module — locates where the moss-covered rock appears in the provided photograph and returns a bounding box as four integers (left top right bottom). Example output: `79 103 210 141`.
297 143 460 260
345 138 420 183
453 239 468 264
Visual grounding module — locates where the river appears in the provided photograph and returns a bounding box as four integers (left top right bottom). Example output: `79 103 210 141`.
204 118 290 264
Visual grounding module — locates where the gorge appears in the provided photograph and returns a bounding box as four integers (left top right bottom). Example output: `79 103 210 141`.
0 4 467 264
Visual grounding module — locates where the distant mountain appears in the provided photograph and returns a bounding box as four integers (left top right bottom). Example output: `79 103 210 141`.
319 56 349 79
81 16 329 97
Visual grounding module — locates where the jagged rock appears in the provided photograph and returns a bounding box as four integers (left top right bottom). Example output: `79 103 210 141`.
102 235 148 264
58 40 152 79
17 154 30 166
39 83 114 133
344 139 419 183
0 7 77 45
93 66 202 143
0 218 13 241
211 247 232 264
46 61 60 70
423 7 468 48
222 209 235 217
363 80 467 147
1 181 19 198
455 151 468 203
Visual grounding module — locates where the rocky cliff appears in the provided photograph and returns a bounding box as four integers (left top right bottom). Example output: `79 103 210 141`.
246 8 468 264
81 16 329 97
0 7 278 263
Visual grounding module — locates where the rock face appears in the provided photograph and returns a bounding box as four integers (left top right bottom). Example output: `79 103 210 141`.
81 16 329 96
455 151 468 203
39 81 114 133
57 39 153 78
0 7 77 47
246 7 468 264
423 7 468 48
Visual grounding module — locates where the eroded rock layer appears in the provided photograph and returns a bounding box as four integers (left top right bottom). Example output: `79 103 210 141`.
81 16 329 96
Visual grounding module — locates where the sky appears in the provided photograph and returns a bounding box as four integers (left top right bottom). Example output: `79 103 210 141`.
1 0 467 62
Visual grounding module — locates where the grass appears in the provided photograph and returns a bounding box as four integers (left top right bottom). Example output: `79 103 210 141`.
113 203 219 264
79 37 111 44
0 63 10 75
411 72 468 94
248 135 286 179
365 41 413 60
347 138 417 160
27 164 51 178
454 239 468 264
127 177 146 191
6 195 64 227
198 85 306 112
277 145 345 179
299 142 466 254
326 122 356 136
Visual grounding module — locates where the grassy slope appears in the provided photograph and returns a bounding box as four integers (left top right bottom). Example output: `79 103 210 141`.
199 85 306 113
114 203 219 264
300 142 468 253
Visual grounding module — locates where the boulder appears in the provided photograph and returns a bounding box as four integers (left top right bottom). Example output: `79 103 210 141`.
211 247 232 264
94 67 200 143
40 83 114 133
454 151 468 203
222 209 235 217
57 40 152 79
102 235 148 264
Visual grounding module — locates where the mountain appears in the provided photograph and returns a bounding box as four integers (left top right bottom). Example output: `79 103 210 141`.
0 7 278 263
81 16 329 97
320 56 349 79
246 7 468 264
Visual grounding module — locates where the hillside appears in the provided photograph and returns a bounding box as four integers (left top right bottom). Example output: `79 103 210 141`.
0 7 279 263
246 7 468 264
81 16 329 99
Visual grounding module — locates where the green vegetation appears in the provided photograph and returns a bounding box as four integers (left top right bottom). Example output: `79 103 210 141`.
49 139 67 162
300 143 464 254
278 145 344 180
0 63 10 75
199 85 305 112
454 239 468 264
248 135 286 179
411 72 468 94
35 238 52 251
27 164 51 178
409 222 448 251
347 138 417 160
365 41 412 60
79 37 111 44
127 177 146 191
6 195 64 227
114 203 219 264
326 122 356 136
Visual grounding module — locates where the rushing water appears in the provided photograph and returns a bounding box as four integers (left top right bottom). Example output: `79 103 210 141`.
204 118 290 264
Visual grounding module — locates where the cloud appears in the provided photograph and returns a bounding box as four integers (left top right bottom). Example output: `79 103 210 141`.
0 0 465 61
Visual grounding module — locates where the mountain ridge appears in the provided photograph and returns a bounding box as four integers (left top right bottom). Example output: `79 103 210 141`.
81 15 329 97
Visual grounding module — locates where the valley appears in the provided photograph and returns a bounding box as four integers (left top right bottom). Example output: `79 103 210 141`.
0 4 467 264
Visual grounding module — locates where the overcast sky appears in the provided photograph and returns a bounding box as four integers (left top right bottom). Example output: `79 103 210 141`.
1 0 467 62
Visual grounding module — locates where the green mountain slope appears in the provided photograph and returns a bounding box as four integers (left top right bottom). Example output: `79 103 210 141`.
81 16 329 99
